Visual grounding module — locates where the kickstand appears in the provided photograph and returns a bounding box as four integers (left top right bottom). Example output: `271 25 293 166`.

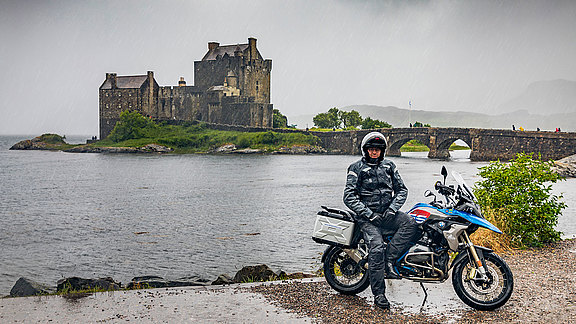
419 282 428 310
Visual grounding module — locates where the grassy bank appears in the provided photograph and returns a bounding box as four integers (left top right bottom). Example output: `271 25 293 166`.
95 120 320 153
400 139 470 152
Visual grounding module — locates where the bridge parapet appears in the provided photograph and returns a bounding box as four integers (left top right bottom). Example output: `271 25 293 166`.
203 123 576 161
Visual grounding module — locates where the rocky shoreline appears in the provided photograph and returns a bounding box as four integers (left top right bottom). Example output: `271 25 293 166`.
9 136 328 155
6 264 315 298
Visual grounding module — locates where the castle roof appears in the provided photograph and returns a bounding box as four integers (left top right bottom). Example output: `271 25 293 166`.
100 75 148 89
201 44 250 61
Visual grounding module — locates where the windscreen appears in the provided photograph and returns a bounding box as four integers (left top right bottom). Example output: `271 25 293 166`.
451 170 477 201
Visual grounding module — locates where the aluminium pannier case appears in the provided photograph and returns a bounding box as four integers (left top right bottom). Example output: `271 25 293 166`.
312 207 355 247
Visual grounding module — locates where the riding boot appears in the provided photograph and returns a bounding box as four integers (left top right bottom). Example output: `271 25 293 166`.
374 294 390 309
385 261 401 279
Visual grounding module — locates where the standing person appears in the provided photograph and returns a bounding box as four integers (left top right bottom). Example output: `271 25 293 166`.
343 132 419 310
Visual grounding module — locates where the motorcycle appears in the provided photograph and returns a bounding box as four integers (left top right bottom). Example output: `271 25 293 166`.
312 166 513 310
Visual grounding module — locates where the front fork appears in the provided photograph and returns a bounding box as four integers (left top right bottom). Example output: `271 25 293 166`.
460 232 489 281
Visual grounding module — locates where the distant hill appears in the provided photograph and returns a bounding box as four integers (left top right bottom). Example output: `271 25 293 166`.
287 79 576 132
499 79 576 115
288 105 576 132
348 105 576 132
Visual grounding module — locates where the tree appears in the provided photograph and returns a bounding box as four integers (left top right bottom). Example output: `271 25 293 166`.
474 153 566 248
341 110 363 129
413 121 431 127
361 117 392 129
108 110 157 142
272 109 288 128
313 107 341 129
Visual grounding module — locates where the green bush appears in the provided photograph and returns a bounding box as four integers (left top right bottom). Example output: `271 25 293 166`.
38 133 66 144
108 111 157 142
272 109 288 128
361 117 392 129
474 153 566 248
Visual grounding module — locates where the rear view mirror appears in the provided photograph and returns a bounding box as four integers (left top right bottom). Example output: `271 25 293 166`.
424 189 437 203
441 166 448 184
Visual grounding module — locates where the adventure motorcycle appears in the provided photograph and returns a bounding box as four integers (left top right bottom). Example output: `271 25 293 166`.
312 166 513 310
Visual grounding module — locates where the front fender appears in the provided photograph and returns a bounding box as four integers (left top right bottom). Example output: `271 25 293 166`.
450 245 493 270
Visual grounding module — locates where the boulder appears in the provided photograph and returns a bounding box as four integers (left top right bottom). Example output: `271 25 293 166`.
10 277 54 297
56 277 121 292
275 145 327 154
232 148 263 154
140 144 173 153
10 139 49 150
233 264 278 283
126 275 211 289
212 273 235 285
554 154 576 178
213 144 237 153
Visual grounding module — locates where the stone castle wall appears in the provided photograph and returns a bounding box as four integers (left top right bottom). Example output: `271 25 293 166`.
99 38 272 139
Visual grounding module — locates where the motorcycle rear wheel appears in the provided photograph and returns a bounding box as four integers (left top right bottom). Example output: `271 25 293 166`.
323 246 370 295
452 251 513 310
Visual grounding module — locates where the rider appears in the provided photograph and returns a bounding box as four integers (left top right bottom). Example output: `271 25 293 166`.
343 131 419 309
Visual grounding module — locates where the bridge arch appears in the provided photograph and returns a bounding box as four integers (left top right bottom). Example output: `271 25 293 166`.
428 136 472 159
385 128 432 157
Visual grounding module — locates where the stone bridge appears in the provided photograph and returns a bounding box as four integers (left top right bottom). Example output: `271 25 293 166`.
203 123 576 161
312 127 576 161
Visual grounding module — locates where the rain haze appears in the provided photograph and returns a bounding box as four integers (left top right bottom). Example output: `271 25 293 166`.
1 0 575 135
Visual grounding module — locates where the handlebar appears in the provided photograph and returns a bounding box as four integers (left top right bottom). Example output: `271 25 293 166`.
434 181 455 196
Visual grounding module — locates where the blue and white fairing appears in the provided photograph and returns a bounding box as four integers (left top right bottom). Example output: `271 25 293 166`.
407 203 502 234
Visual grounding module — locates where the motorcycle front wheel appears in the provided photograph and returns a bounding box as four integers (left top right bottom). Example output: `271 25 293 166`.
452 251 514 310
323 246 370 295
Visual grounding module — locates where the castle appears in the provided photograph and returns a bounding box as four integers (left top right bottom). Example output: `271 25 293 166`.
99 37 273 139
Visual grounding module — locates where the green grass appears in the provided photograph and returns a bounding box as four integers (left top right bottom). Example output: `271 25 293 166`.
400 140 470 152
94 122 321 153
400 140 429 152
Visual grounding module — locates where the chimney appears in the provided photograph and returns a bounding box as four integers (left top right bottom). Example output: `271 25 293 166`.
178 77 186 87
107 73 117 89
208 42 220 51
248 37 257 60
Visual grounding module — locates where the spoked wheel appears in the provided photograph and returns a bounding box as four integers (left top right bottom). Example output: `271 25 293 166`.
323 246 370 295
452 251 514 310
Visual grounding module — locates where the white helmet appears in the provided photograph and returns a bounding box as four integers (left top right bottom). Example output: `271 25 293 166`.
361 132 387 160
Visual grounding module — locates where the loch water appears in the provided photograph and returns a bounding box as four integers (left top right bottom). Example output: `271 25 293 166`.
1 135 574 295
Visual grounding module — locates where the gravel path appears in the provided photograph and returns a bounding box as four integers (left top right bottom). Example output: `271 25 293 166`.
251 239 576 323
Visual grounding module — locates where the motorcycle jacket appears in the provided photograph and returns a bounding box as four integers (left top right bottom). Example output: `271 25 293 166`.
343 132 408 221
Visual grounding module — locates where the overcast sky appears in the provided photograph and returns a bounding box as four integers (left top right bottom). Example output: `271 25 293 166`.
1 0 575 135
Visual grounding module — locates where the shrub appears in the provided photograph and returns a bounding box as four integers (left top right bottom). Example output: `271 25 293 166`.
474 153 566 248
361 117 392 129
38 133 66 144
108 111 157 142
272 109 288 128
